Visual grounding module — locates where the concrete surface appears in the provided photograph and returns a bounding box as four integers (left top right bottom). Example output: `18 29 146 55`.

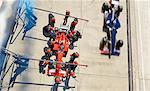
130 0 150 91
0 0 18 84
2 0 129 91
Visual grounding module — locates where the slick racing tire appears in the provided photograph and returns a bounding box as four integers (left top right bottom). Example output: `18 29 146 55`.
115 40 123 50
101 2 109 13
43 25 51 37
99 36 107 50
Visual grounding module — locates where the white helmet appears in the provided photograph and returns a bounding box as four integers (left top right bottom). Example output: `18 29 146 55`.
111 0 119 6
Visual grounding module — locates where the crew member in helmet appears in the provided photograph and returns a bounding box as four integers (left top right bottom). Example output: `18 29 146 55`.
114 5 123 18
43 24 56 39
71 61 78 72
68 30 82 50
63 10 70 25
48 14 55 27
101 0 123 31
39 47 52 74
69 52 79 63
70 18 78 31
109 0 123 18
44 47 52 57
68 61 78 78
102 2 110 13
39 56 49 74
101 2 111 35
66 52 79 78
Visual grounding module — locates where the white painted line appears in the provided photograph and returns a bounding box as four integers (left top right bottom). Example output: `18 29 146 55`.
136 78 139 91
0 0 3 8
0 0 16 46
136 2 146 91
0 0 6 46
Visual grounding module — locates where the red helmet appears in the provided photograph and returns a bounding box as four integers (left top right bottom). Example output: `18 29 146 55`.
49 26 53 30
51 17 55 23
70 72 75 76
73 21 78 26
47 48 51 53
72 30 76 34
74 52 79 57
74 61 78 65
44 60 49 64
55 77 61 83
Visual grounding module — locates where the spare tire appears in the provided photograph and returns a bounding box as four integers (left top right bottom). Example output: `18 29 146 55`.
43 25 51 37
116 40 123 50
99 36 107 50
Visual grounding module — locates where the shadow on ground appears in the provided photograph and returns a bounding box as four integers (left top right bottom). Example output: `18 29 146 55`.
9 56 29 87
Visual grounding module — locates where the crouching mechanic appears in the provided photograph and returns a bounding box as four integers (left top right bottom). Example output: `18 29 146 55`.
70 18 78 31
39 47 53 74
63 10 70 25
67 52 79 78
68 30 82 50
